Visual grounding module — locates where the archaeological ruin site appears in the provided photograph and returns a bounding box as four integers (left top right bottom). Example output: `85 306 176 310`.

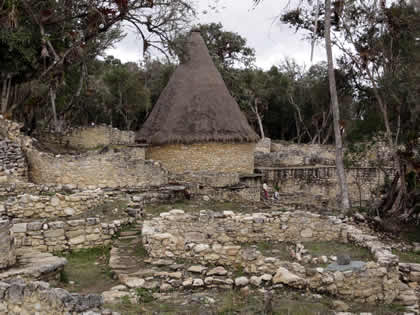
1 32 420 315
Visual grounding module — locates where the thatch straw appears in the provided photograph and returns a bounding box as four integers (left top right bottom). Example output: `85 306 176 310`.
136 31 259 145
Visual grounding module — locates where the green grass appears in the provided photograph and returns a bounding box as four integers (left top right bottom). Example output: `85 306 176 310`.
400 225 420 243
135 288 156 303
134 242 148 258
304 241 374 262
56 246 118 294
393 249 420 264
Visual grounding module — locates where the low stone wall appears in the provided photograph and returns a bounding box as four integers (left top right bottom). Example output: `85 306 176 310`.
141 210 418 308
0 278 104 315
255 138 271 154
173 172 262 202
26 145 168 188
143 211 343 265
0 139 27 183
36 125 136 150
257 166 396 205
0 221 15 269
399 262 420 283
4 190 104 218
258 141 394 168
12 217 132 252
147 142 255 174
257 143 336 167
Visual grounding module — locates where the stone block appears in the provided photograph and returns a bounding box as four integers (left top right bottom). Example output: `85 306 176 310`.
11 223 27 233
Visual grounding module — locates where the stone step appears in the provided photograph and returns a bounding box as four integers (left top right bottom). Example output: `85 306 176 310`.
118 235 137 241
120 231 138 237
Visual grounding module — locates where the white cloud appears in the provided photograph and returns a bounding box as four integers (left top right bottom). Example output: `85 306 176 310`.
106 0 327 69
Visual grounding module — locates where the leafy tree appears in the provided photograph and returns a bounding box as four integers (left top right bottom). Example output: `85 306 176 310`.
0 0 195 130
103 61 151 130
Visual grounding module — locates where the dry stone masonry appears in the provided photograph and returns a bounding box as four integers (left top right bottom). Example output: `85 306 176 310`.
12 217 133 252
36 124 136 150
0 221 16 270
257 166 395 206
0 278 105 315
4 189 104 218
142 210 418 311
26 145 168 188
0 139 27 183
147 142 256 174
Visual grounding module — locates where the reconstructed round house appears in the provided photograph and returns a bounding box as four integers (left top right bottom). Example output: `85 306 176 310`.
136 31 259 174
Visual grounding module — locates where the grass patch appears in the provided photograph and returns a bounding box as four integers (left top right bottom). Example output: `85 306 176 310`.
392 249 420 264
243 241 293 261
56 246 118 294
232 265 246 278
135 288 155 303
400 225 420 243
304 241 374 261
134 242 148 258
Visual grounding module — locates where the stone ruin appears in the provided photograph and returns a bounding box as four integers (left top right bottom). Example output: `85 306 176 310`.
0 219 106 314
139 210 418 311
0 220 16 270
1 114 420 314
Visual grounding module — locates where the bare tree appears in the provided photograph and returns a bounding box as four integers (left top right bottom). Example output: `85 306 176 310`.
325 0 350 209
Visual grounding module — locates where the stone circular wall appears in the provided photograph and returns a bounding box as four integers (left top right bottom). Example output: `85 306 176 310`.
0 220 16 269
146 142 255 174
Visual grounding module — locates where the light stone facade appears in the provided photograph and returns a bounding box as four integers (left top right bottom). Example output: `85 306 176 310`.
4 190 104 218
26 146 168 188
12 217 133 252
36 125 136 150
146 142 255 174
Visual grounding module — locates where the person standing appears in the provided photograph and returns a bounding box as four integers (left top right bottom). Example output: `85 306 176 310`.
263 182 269 199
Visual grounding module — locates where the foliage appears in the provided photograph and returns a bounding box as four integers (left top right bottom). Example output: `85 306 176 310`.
0 0 195 129
135 288 156 303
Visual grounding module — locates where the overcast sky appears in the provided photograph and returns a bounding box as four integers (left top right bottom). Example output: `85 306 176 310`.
106 0 327 70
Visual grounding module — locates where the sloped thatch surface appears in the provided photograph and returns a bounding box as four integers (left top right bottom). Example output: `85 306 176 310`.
136 32 259 145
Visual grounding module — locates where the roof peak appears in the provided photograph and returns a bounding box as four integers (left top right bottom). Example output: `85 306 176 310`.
136 32 259 145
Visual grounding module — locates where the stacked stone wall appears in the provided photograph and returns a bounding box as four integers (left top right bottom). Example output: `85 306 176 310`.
0 140 27 183
257 143 336 167
12 217 132 252
0 278 103 315
147 142 255 174
4 190 104 218
141 210 417 307
257 166 396 205
174 172 261 202
143 211 343 266
0 221 15 269
36 125 135 150
26 146 168 188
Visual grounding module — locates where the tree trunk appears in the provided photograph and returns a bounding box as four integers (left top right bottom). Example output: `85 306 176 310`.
1 75 11 114
255 108 265 139
325 0 350 209
49 86 59 131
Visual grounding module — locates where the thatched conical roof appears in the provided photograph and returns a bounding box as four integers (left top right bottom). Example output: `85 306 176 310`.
136 31 259 145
